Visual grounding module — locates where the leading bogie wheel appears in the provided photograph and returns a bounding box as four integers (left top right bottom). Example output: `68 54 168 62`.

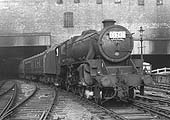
79 86 85 98
128 86 134 99
94 86 101 104
71 85 77 94
66 82 70 92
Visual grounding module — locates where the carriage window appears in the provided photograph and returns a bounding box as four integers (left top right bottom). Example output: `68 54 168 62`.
157 0 163 5
64 12 74 28
115 0 121 4
96 0 102 4
138 0 144 5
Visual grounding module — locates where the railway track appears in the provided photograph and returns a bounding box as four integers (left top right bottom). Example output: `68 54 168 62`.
146 81 170 91
52 87 170 120
143 84 170 99
105 93 170 120
147 84 170 91
145 86 170 95
156 82 170 88
0 83 17 119
135 95 170 117
0 80 57 120
0 79 169 120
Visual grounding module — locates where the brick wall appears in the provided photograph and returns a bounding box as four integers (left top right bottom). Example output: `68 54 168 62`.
0 0 169 54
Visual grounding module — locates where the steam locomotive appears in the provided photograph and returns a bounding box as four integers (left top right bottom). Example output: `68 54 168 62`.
19 20 153 104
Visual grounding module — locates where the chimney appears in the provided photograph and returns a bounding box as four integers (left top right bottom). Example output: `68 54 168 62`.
102 19 116 28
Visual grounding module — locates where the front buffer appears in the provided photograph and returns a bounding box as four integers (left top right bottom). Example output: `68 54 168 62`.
99 72 153 100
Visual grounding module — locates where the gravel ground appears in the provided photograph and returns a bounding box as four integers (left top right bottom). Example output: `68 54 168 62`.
0 80 106 120
51 90 101 120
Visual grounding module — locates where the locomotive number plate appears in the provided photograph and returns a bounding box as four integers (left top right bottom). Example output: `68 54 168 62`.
109 31 126 40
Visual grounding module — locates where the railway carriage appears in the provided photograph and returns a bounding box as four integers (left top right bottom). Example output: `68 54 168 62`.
19 46 58 83
19 20 153 104
18 61 25 79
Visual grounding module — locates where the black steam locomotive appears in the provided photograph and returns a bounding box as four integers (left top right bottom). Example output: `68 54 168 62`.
19 20 153 104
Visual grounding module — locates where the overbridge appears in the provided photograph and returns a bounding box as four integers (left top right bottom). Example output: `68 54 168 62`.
0 32 51 78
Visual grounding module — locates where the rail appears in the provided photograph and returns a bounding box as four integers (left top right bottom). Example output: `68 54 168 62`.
0 85 37 120
132 101 170 119
61 88 128 120
39 87 58 120
0 84 17 118
0 84 15 97
132 95 170 119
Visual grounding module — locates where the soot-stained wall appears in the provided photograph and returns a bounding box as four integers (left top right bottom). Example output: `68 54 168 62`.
0 0 169 54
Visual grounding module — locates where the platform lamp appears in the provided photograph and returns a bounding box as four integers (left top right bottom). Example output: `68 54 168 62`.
139 26 145 63
138 26 145 63
139 26 145 95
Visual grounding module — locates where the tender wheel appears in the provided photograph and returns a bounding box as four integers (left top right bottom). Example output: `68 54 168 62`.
71 85 77 94
128 86 134 99
94 86 101 104
140 85 144 95
66 82 70 92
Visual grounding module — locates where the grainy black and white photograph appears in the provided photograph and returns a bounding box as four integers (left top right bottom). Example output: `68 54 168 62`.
0 0 170 119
